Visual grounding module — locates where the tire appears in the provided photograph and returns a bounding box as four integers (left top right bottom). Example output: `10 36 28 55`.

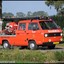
3 41 11 49
48 45 55 49
28 41 37 50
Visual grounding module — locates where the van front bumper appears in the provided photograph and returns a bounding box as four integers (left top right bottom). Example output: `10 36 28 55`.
42 41 64 46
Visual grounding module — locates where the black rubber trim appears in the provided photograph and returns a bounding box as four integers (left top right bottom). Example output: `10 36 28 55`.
42 41 64 46
42 42 53 46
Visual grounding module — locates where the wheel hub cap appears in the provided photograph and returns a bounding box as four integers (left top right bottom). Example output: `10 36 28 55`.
4 43 8 48
30 43 35 49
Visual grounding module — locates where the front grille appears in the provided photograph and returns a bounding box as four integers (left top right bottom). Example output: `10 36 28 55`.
48 33 60 37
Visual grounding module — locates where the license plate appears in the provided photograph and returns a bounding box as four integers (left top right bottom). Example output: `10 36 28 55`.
54 42 59 44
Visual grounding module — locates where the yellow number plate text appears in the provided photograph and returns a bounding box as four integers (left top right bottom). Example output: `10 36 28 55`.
54 42 59 44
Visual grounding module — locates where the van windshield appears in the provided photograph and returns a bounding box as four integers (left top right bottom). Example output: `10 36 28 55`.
39 21 59 30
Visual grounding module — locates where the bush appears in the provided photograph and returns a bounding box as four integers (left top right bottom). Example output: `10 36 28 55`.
50 16 64 29
54 51 64 61
0 49 47 63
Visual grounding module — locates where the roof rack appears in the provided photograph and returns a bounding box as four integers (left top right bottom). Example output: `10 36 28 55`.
2 16 49 22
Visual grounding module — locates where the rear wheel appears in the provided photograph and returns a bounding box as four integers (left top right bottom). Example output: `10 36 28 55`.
3 41 11 49
48 45 55 49
28 41 37 50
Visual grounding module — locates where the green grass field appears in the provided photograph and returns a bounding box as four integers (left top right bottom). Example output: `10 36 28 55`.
0 47 64 63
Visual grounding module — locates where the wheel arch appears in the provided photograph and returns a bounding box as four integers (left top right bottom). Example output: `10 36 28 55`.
28 40 36 43
2 40 9 45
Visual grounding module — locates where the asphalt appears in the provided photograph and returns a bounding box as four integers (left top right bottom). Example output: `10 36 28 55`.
35 46 64 52
0 45 64 51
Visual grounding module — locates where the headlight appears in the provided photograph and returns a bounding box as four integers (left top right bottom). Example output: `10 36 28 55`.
45 34 48 37
60 33 62 36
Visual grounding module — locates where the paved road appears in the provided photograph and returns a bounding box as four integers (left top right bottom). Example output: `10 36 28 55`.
0 45 64 51
39 47 64 52
38 45 64 51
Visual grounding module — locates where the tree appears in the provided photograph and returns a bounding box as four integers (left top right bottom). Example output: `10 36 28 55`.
16 12 25 18
0 0 2 18
45 1 64 12
57 8 64 16
27 11 32 17
32 11 48 17
2 12 14 18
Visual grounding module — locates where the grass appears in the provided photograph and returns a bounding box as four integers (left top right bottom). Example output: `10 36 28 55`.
0 48 64 63
0 49 46 63
54 51 64 61
56 43 64 48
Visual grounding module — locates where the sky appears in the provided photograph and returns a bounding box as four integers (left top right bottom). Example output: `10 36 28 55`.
2 1 57 16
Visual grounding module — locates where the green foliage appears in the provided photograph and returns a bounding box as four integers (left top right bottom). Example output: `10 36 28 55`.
50 15 64 29
58 8 64 16
0 49 64 63
0 49 46 63
2 11 48 18
54 51 64 61
16 12 25 18
0 0 2 18
45 1 64 12
2 21 6 29
32 11 48 17
27 11 33 17
2 12 14 18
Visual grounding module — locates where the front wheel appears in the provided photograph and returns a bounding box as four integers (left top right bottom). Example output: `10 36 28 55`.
28 41 37 50
3 41 11 49
48 45 55 49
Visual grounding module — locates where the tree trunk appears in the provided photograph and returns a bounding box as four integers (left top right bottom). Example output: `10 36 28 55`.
0 0 2 18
